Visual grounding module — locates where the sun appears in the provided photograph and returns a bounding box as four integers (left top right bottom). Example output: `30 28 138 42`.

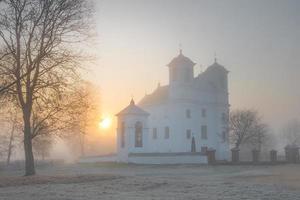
99 117 112 129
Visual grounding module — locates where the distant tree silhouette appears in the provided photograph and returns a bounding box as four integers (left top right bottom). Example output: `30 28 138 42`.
229 109 268 150
281 119 300 146
63 81 101 157
0 106 22 165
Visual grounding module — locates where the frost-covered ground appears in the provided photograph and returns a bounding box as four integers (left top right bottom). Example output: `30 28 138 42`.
0 163 300 200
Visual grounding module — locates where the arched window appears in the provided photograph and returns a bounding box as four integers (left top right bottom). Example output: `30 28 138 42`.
152 128 157 139
120 122 125 148
222 131 226 142
164 126 170 139
135 121 143 147
201 125 207 139
201 108 206 117
186 109 191 118
186 129 191 139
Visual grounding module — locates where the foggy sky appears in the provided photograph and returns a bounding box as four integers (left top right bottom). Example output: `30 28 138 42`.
89 0 300 132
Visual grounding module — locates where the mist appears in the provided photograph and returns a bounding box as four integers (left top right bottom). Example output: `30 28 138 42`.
0 0 300 199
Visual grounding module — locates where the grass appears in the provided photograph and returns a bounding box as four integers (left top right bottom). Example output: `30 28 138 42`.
78 162 130 168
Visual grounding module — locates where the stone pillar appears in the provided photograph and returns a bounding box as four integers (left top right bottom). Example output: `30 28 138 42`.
296 148 300 163
231 148 240 163
285 145 300 163
252 149 260 163
207 148 216 164
270 150 277 163
285 146 290 162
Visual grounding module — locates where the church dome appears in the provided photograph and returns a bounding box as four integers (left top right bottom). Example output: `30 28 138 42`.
206 59 228 73
139 85 169 106
167 50 196 67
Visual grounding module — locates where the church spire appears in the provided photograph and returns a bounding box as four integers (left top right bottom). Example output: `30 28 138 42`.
130 94 135 105
130 98 135 105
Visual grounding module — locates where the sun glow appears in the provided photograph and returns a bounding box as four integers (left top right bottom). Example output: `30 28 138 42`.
99 117 112 129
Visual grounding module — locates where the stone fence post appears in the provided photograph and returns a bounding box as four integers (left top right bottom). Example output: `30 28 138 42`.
231 148 240 163
206 148 216 164
270 150 277 163
285 145 300 163
252 149 260 163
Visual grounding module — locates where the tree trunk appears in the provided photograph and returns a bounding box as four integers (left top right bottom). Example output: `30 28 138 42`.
23 111 35 176
6 123 15 165
79 133 85 157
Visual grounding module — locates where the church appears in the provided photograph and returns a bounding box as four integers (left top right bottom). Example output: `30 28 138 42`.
116 50 230 164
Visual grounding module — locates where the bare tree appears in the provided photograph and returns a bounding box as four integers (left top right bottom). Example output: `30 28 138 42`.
229 109 268 149
250 122 268 151
0 128 9 160
281 119 300 146
30 80 101 159
5 108 22 165
67 81 101 157
0 0 93 175
0 105 22 165
33 134 53 161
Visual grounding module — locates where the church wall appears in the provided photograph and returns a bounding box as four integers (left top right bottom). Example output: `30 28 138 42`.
210 104 230 160
118 87 230 161
116 53 231 163
142 99 229 159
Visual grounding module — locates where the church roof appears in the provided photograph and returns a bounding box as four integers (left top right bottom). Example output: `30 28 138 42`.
139 85 169 107
206 60 229 73
167 50 196 67
116 99 149 116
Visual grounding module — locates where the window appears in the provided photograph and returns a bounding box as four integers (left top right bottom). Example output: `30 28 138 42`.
201 146 208 154
172 68 177 81
152 128 157 139
121 122 125 148
201 125 207 139
135 121 143 147
184 69 190 82
186 129 191 139
186 109 191 118
222 113 227 124
164 126 170 139
222 131 226 142
201 108 206 117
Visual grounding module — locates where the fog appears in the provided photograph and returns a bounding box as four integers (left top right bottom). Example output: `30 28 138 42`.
0 0 299 164
91 0 300 129
1 0 300 199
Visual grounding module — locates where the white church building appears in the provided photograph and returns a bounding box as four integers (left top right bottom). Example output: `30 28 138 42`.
116 50 230 164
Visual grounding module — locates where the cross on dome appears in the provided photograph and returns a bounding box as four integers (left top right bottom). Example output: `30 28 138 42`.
214 52 218 63
179 43 183 55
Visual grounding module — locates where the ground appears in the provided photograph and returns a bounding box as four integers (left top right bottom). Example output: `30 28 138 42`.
0 163 300 200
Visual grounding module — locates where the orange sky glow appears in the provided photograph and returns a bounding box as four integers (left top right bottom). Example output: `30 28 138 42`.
82 0 300 155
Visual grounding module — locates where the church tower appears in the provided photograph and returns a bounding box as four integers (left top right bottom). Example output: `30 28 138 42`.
167 49 196 85
167 50 196 99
